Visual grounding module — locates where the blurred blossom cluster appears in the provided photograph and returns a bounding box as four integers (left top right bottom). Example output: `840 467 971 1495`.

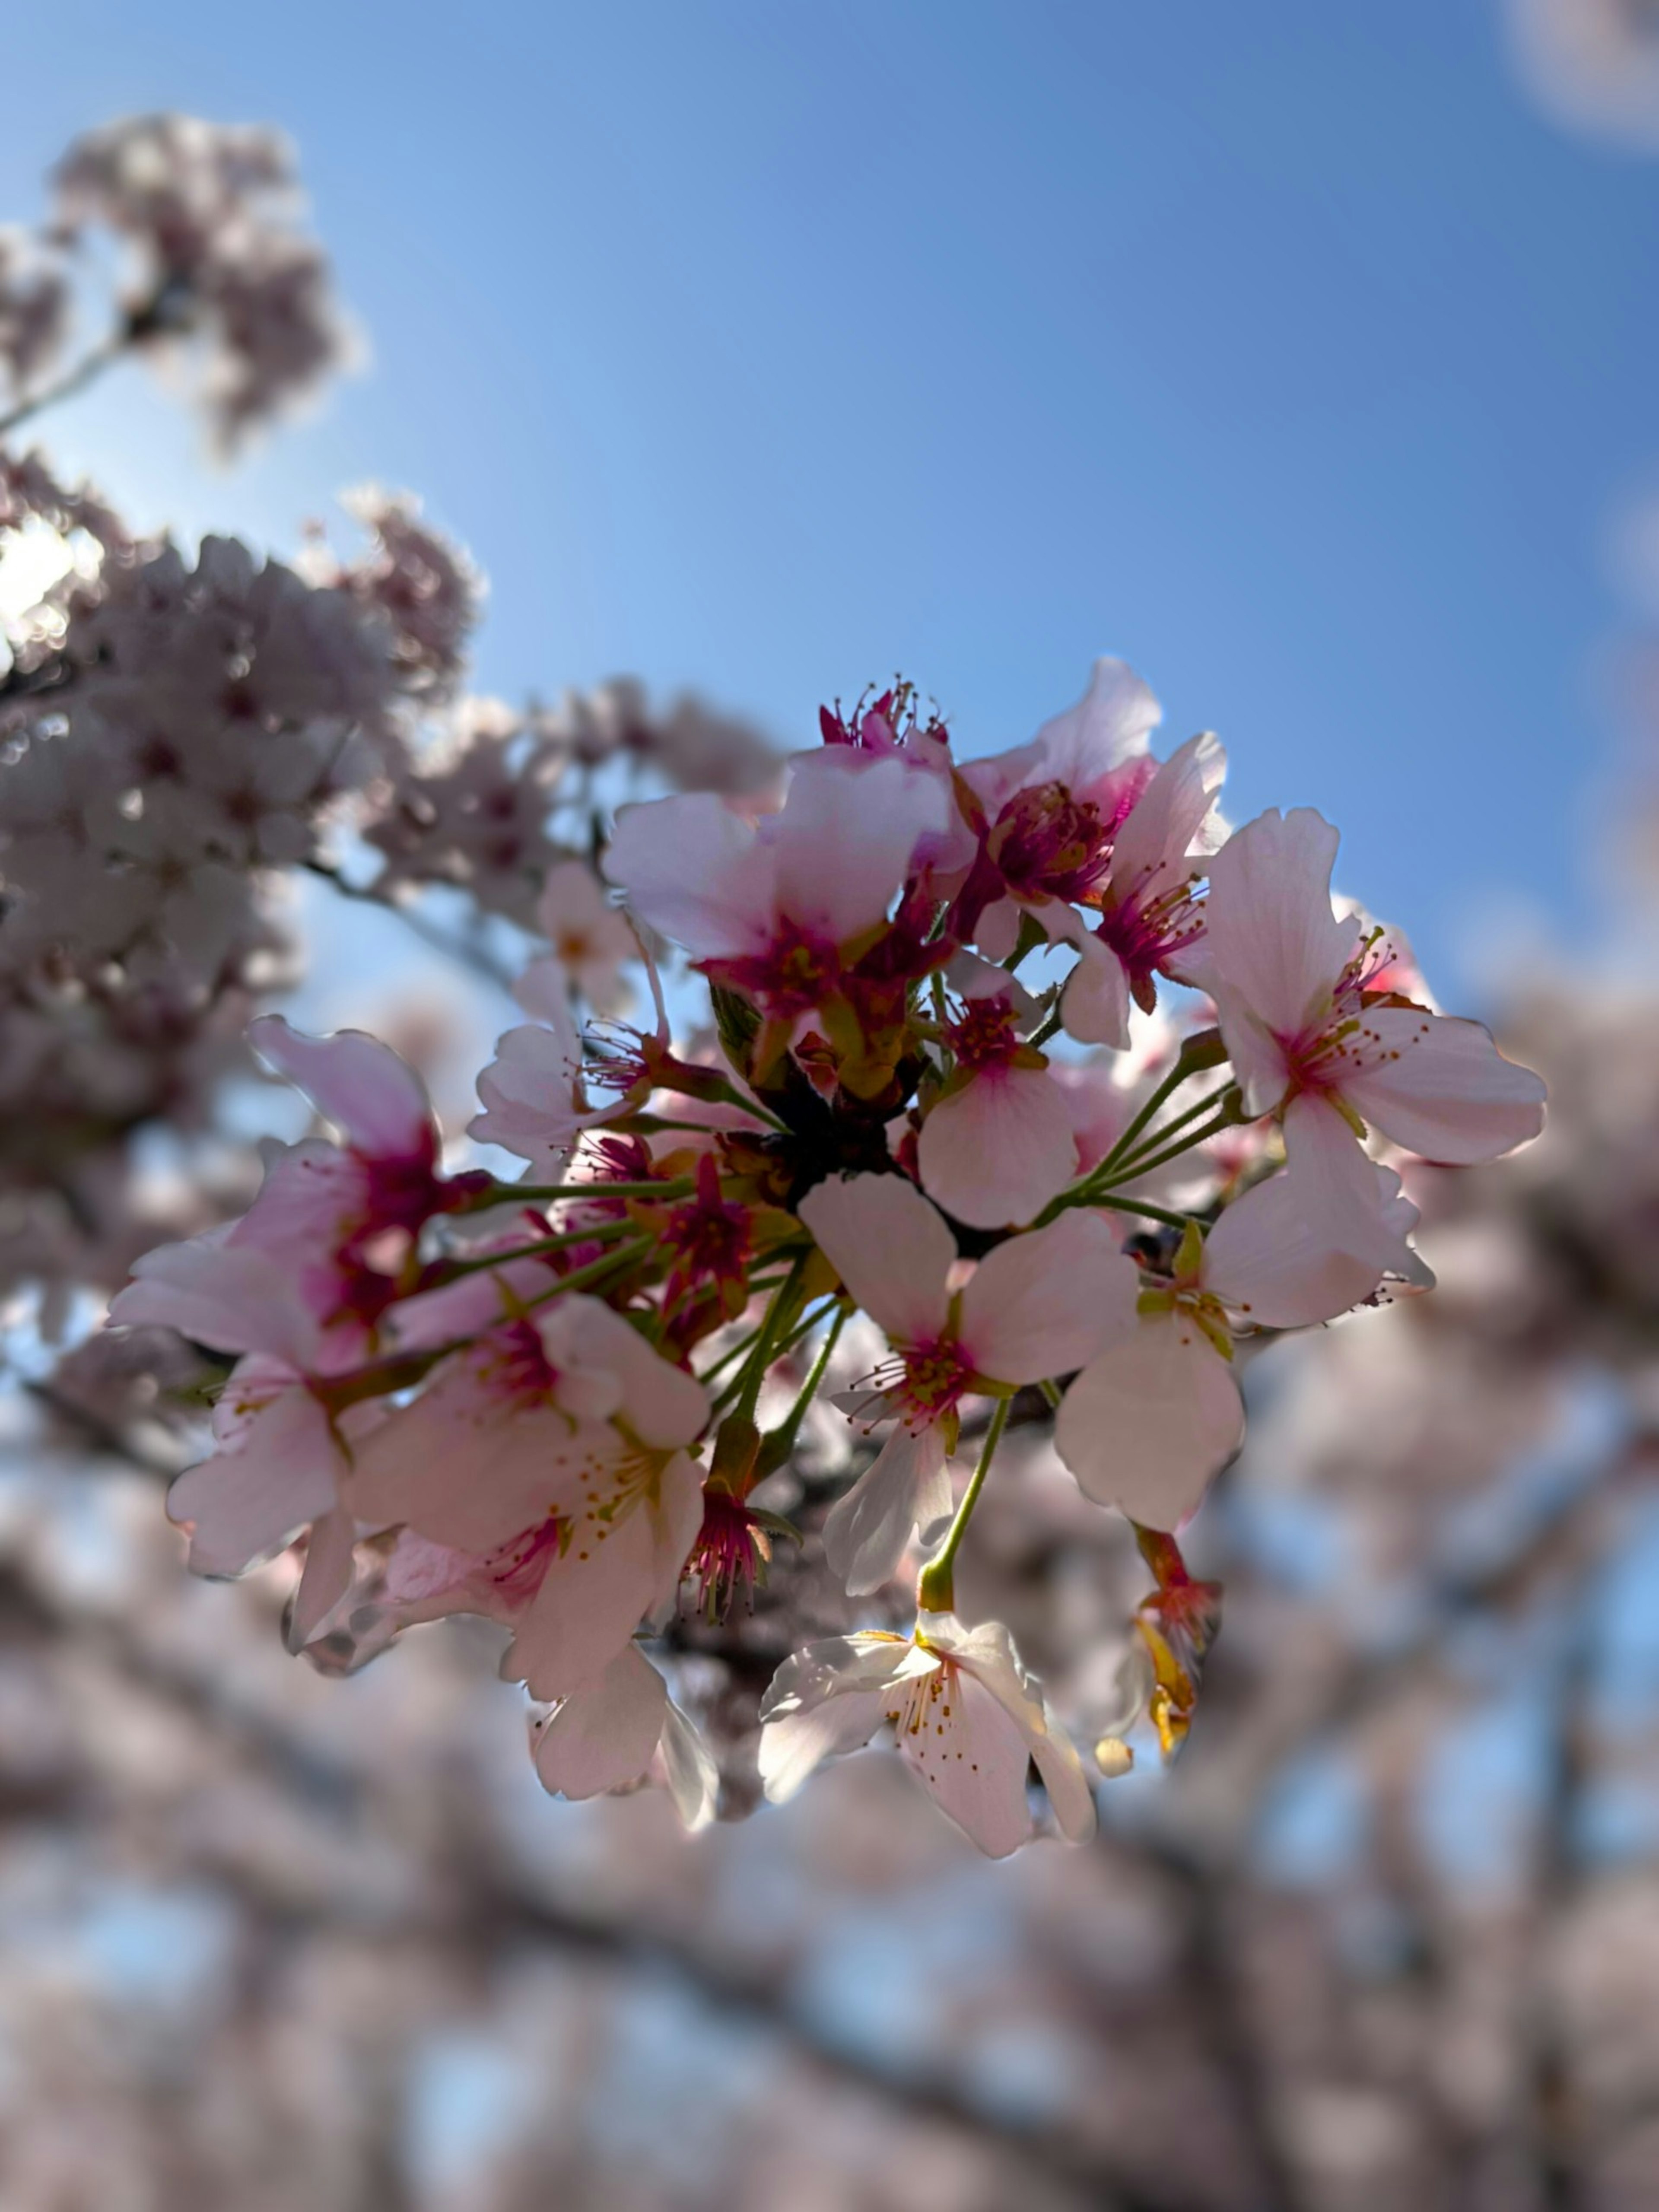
1 100 1652 2212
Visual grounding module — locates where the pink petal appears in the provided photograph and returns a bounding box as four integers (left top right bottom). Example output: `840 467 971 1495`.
1338 1009 1547 1165
504 1449 704 1697
533 1642 669 1799
604 792 775 958
1029 657 1162 795
959 1211 1140 1385
1059 934 1132 1050
797 1172 954 1344
1281 1093 1436 1285
769 749 949 948
1054 1318 1243 1529
1109 729 1227 899
537 1296 710 1447
248 1014 433 1162
110 1237 314 1367
168 1376 340 1576
897 1663 1037 1859
1203 1163 1400 1328
917 1065 1080 1230
1202 808 1360 1041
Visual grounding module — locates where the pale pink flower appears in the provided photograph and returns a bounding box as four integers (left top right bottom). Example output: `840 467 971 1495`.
532 1642 719 1831
534 860 636 1014
107 1015 457 1624
1200 808 1546 1164
1066 730 1229 1041
602 747 949 1020
1055 1158 1427 1529
468 955 590 1173
757 1610 1096 1858
798 1173 1137 1591
951 658 1162 953
915 980 1082 1230
345 1293 709 1696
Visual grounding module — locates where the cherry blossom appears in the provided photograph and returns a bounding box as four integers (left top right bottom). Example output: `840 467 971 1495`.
1055 1159 1427 1529
1199 807 1547 1166
344 1294 709 1695
798 1173 1137 1590
757 1610 1096 1858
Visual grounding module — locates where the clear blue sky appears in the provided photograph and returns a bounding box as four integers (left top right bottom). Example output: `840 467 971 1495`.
4 1 1656 996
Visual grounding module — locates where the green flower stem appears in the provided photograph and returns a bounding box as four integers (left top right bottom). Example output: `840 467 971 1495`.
1090 1031 1228 1182
1093 1083 1232 1182
916 1395 1012 1614
756 1305 849 1477
734 1255 809 1428
523 1236 655 1310
1093 1194 1201 1233
1094 1098 1240 1190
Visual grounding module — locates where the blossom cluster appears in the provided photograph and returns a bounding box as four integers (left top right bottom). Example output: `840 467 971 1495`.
106 664 1547 1854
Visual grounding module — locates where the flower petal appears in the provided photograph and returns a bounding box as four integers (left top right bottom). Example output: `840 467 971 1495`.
1339 1009 1547 1165
822 1424 952 1595
959 1212 1140 1384
604 792 776 959
917 1066 1080 1230
1202 808 1359 1041
533 1641 669 1800
797 1172 954 1344
1054 1317 1243 1529
248 1014 433 1162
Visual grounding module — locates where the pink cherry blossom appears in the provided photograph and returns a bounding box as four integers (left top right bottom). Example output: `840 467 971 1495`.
915 983 1082 1230
1201 808 1547 1164
798 1173 1137 1590
602 746 950 1020
344 1293 709 1695
534 859 637 1013
1055 1156 1427 1529
757 1609 1096 1858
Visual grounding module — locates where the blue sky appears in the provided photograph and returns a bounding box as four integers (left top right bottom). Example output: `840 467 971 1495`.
3 1 1656 995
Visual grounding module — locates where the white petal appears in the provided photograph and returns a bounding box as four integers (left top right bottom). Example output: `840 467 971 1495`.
533 1642 668 1799
168 1379 341 1576
797 1172 954 1344
822 1424 952 1595
1054 1317 1243 1529
917 1065 1080 1230
1339 1009 1547 1165
1201 809 1359 1040
959 1211 1139 1385
758 1688 891 1803
657 1700 721 1831
897 1664 1036 1858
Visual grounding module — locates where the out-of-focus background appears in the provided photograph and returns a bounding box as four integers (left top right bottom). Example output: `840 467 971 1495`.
3 6 1659 2207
